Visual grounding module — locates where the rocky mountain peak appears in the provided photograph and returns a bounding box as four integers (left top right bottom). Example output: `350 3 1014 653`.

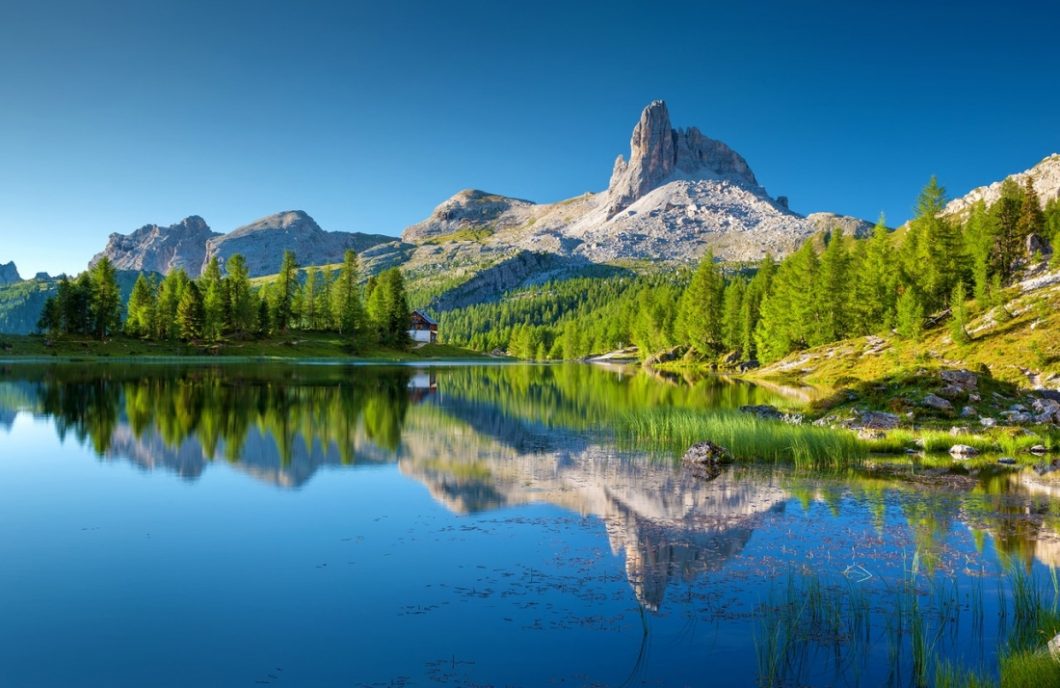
402 189 536 243
0 261 21 285
943 153 1060 218
604 100 758 218
91 215 220 276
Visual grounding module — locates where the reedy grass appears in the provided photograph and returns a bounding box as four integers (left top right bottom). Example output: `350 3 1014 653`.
618 408 866 468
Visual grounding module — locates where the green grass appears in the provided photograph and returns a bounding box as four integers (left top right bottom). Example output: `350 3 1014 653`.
618 408 866 468
1000 650 1060 688
422 226 494 245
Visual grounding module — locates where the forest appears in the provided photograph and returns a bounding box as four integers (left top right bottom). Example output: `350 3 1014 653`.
440 176 1060 363
36 250 413 350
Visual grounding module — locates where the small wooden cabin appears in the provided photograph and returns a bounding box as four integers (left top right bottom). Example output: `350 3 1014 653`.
408 310 438 343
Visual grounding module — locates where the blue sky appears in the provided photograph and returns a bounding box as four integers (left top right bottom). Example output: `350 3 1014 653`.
1 0 1058 276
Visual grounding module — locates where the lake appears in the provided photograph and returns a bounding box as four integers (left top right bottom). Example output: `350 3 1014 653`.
0 362 1057 687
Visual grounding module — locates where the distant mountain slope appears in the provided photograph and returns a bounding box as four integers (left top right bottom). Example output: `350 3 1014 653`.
92 216 219 275
943 153 1060 218
399 100 873 271
203 210 393 277
0 271 148 335
0 262 21 285
91 212 393 278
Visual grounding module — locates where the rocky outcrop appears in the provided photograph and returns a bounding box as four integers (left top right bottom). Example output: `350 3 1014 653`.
91 216 219 276
203 210 392 277
805 212 877 238
0 261 20 285
92 211 393 278
402 189 536 243
604 100 757 218
943 153 1060 218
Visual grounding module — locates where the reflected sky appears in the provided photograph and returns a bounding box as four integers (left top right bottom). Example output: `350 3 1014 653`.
0 363 1058 686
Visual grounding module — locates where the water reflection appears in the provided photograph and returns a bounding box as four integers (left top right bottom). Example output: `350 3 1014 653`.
2 362 1059 614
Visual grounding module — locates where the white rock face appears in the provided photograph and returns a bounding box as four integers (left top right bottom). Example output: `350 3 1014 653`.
92 216 219 275
944 153 1060 218
202 210 391 277
401 100 872 264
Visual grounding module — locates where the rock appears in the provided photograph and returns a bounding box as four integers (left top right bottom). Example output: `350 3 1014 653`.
91 215 220 276
950 444 979 458
0 261 20 285
682 441 732 480
1033 398 1060 415
603 100 757 219
980 417 997 428
923 394 954 413
949 426 970 436
943 154 1060 221
940 369 978 390
969 393 981 402
1049 631 1060 660
740 405 783 420
998 457 1018 465
853 410 901 430
1002 410 1033 424
938 384 967 400
643 345 688 367
1030 445 1049 455
960 406 977 418
1027 233 1052 257
857 429 886 441
204 211 392 277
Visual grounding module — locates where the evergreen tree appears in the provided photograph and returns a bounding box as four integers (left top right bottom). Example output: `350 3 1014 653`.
963 200 998 303
331 250 363 337
200 256 226 340
301 267 319 330
273 250 298 331
895 288 924 341
256 294 271 337
851 217 897 334
949 280 970 345
906 177 960 311
37 295 61 336
89 257 122 339
125 274 157 338
817 228 850 342
721 278 746 352
1016 177 1045 250
679 251 724 352
226 254 256 336
991 178 1025 282
177 281 205 341
156 269 189 340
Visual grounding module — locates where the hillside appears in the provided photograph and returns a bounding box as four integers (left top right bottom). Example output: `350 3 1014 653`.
751 268 1060 391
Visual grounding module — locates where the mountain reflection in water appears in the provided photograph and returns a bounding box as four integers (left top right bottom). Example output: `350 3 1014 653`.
2 362 1059 614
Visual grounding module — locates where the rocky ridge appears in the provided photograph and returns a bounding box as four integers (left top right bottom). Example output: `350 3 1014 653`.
943 153 1060 218
0 261 20 285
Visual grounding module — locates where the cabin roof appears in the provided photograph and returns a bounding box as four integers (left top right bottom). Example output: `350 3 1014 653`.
411 309 437 326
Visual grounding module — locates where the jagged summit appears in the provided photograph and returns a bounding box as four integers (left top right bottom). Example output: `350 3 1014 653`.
944 153 1060 218
92 215 220 276
604 100 758 218
0 261 21 285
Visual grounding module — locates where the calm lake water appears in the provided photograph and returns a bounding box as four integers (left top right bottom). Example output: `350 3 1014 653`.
0 362 1057 687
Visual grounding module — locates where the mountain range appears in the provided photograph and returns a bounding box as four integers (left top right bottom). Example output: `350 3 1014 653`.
2 100 1060 333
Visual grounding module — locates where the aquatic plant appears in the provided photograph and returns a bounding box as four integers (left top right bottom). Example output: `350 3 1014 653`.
619 409 866 468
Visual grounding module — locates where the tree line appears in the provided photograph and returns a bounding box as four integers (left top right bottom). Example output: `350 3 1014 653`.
440 175 1058 362
38 249 413 349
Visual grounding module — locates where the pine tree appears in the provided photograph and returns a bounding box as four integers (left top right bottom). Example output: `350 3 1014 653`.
991 178 1024 282
273 250 298 332
963 200 997 303
177 282 205 341
817 228 850 342
226 254 256 336
1016 177 1045 251
907 177 961 311
851 217 897 334
721 278 746 352
301 267 319 330
88 257 122 340
156 269 189 340
949 280 970 345
679 251 724 353
895 288 924 341
331 250 363 337
125 273 157 338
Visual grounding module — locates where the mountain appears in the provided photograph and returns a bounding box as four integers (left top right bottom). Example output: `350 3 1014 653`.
399 100 873 269
0 262 20 285
203 210 393 277
92 212 393 278
943 153 1060 218
92 216 219 275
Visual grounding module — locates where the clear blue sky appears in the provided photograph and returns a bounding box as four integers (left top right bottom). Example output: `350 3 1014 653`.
1 0 1058 276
